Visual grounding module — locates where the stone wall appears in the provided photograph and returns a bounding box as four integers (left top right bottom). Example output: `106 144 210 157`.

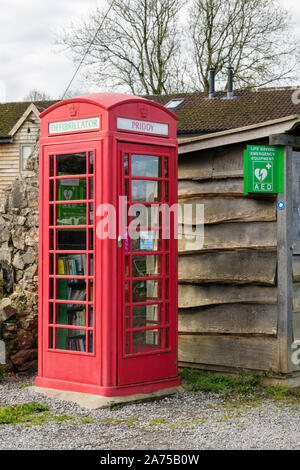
0 153 39 372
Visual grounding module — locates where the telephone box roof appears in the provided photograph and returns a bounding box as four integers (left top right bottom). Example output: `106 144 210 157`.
39 92 178 120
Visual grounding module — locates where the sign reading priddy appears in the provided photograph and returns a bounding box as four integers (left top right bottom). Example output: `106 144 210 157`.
244 144 284 195
49 117 100 135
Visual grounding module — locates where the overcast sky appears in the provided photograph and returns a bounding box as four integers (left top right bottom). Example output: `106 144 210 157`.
0 0 299 103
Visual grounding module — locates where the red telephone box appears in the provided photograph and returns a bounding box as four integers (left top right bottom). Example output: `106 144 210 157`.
36 93 180 397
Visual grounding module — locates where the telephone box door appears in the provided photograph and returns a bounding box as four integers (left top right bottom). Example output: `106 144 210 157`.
40 142 99 386
118 142 178 386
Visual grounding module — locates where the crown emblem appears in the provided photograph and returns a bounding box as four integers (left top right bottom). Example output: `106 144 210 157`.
140 106 148 119
69 103 79 117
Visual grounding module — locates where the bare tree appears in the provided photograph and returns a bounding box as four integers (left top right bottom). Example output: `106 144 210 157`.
23 89 52 101
58 0 187 95
188 0 300 91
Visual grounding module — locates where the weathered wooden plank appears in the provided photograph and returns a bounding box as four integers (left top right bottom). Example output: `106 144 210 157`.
178 284 278 308
178 152 213 180
178 221 277 253
270 133 300 148
293 312 300 340
293 283 300 312
178 304 278 335
178 197 276 225
178 335 279 370
178 179 244 198
293 257 300 282
178 251 277 285
212 145 244 179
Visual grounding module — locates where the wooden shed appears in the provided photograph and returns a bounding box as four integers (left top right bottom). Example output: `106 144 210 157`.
152 87 300 383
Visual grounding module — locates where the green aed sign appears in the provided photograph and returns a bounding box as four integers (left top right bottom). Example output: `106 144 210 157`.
243 145 284 195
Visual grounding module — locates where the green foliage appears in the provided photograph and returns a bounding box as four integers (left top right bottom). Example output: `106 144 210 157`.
179 368 300 405
180 368 262 396
0 402 49 425
149 417 168 426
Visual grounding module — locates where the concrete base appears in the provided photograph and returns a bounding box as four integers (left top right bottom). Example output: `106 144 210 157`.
27 385 183 409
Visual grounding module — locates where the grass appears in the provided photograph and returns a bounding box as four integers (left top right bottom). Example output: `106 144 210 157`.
179 368 300 405
0 402 77 427
0 402 49 425
149 417 168 426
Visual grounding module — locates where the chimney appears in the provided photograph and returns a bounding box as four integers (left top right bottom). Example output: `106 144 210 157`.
208 67 216 99
226 66 235 99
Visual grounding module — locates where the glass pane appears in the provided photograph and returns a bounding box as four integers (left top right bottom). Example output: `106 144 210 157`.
125 256 130 278
57 152 86 175
88 306 94 328
49 205 54 226
89 178 94 199
125 180 129 198
57 178 86 201
129 205 159 228
49 303 54 324
132 255 161 277
56 278 86 301
132 155 161 177
126 306 130 329
89 255 94 276
89 280 93 301
132 304 160 328
125 281 130 303
50 155 55 176
89 151 94 174
132 180 160 202
164 157 168 177
57 254 86 276
57 229 86 250
49 254 54 275
49 328 53 348
124 154 129 176
55 328 86 352
132 280 160 302
89 203 94 224
89 228 94 250
132 329 161 353
131 231 161 252
49 279 54 299
57 204 87 226
50 181 54 201
88 331 93 353
56 303 86 326
49 229 54 250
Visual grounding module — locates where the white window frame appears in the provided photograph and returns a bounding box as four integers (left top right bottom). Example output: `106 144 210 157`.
20 143 34 172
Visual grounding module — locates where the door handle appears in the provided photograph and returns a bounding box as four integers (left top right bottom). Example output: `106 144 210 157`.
117 235 122 248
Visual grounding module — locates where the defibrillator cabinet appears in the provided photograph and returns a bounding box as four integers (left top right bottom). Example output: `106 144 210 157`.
36 93 180 396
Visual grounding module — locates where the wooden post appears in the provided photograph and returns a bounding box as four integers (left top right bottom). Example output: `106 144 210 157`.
270 136 294 372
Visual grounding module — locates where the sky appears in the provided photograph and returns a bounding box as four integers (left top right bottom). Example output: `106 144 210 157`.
0 0 300 103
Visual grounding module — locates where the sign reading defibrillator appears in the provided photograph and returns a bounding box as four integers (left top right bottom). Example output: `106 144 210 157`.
243 145 284 195
49 117 100 135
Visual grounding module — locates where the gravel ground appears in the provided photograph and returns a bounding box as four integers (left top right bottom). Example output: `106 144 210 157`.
1 374 300 450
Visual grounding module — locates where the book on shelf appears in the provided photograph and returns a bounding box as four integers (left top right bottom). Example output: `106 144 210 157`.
70 289 86 301
57 254 86 276
67 335 86 352
67 309 86 326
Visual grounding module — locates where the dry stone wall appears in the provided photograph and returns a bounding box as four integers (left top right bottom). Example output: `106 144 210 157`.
0 154 39 372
